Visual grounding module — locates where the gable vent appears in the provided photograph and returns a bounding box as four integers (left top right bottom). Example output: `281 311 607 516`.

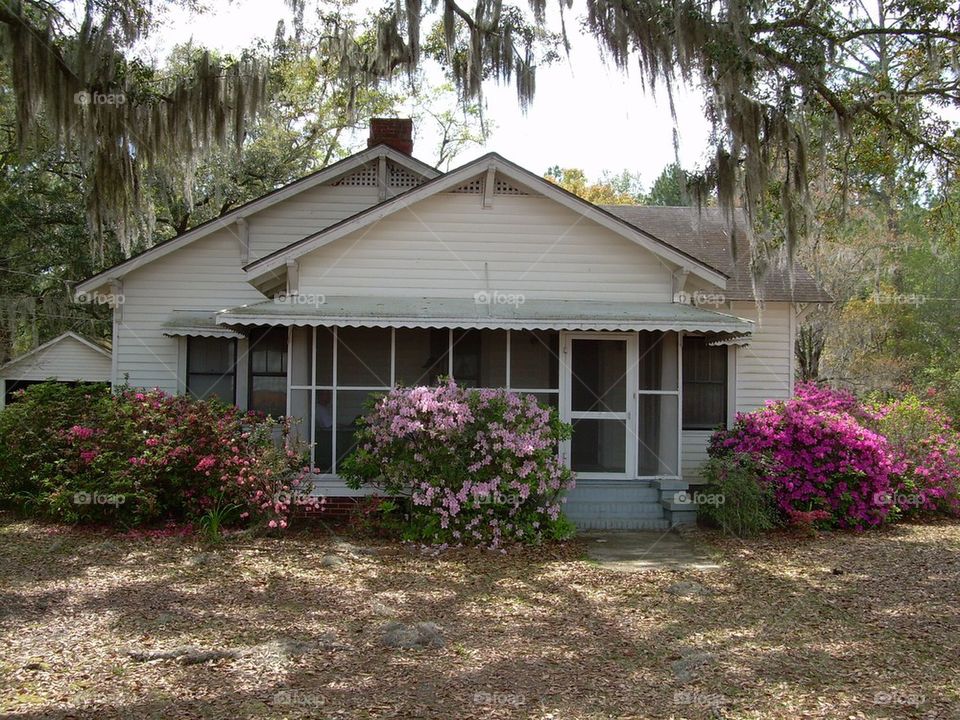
388 162 424 189
332 162 379 187
494 179 528 196
450 177 484 194
450 176 530 196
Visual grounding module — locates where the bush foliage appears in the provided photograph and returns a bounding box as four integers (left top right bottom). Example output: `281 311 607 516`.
340 381 575 547
709 382 960 532
0 383 310 528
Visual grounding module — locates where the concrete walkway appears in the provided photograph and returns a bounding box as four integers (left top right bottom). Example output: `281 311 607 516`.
581 530 721 572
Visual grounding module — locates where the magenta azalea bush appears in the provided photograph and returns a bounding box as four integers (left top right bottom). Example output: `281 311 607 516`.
340 381 575 546
0 383 312 528
710 382 960 530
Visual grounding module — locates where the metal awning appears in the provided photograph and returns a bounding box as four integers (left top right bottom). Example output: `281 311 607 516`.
215 296 754 334
162 311 245 339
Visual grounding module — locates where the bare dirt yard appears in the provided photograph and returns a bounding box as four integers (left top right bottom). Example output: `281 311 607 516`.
0 518 957 719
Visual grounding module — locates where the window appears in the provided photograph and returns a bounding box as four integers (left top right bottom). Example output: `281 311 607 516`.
186 337 237 404
682 336 728 430
248 328 288 417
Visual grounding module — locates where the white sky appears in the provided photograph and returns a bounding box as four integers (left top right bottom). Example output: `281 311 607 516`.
143 0 714 187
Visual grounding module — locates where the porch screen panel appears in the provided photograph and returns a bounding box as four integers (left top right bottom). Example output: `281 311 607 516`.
337 327 391 387
571 338 627 412
395 328 449 386
510 330 559 390
636 331 680 478
571 419 627 473
452 329 507 388
637 394 679 475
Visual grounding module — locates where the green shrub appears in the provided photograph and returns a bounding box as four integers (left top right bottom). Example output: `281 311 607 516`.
0 382 310 528
698 455 778 537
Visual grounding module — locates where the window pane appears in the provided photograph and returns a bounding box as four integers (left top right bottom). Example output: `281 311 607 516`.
571 339 627 412
638 331 678 391
188 373 234 405
336 390 379 468
250 328 288 376
337 327 391 387
289 388 312 446
251 376 286 417
638 394 679 475
394 328 448 386
510 330 558 389
570 419 626 473
316 327 334 386
682 337 727 429
188 337 235 374
290 326 311 386
453 329 507 388
314 388 334 473
524 391 558 410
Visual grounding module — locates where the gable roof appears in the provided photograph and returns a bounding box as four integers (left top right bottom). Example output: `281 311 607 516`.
603 205 832 303
74 145 440 296
0 331 112 375
242 153 729 288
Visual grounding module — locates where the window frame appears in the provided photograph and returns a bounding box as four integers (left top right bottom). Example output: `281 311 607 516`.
185 336 237 405
247 327 289 417
681 335 728 430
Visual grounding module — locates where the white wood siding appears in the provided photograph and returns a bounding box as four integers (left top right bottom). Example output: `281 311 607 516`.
247 184 381 262
296 193 676 300
681 429 713 482
0 336 111 382
116 228 266 393
732 301 794 412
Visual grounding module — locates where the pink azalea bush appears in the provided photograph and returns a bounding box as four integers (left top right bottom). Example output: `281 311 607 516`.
710 383 899 529
0 383 311 527
710 382 960 530
868 395 960 516
339 381 575 547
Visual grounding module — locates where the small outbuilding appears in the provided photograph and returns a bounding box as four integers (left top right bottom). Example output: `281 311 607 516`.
0 331 112 408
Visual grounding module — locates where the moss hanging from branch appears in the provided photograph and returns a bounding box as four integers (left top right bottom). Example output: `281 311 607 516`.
0 0 268 258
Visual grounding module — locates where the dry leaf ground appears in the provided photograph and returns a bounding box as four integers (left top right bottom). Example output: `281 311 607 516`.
0 517 957 719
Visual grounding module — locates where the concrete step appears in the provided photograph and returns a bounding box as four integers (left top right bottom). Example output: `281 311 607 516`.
573 517 672 531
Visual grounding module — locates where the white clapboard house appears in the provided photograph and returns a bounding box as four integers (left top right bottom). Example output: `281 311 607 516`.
73 119 829 529
0 331 112 408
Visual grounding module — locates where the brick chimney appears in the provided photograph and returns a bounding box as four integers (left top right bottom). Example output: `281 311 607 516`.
367 118 414 155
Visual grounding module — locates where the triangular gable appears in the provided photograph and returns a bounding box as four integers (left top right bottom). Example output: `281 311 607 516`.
74 145 440 296
242 153 728 288
0 332 112 375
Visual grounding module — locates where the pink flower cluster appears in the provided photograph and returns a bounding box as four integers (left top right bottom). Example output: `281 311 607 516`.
711 382 960 529
712 383 898 528
341 381 574 547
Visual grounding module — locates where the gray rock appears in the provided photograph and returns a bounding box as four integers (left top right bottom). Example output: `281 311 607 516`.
381 621 445 649
320 554 344 568
666 580 711 597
